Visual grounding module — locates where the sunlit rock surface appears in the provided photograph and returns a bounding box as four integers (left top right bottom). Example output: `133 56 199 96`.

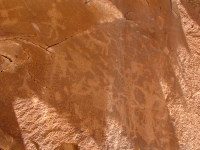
0 0 199 149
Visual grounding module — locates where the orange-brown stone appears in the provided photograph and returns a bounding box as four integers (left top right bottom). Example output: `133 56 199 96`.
0 0 199 149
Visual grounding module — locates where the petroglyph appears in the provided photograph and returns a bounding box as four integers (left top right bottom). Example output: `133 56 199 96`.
43 3 66 40
43 21 179 149
0 0 22 26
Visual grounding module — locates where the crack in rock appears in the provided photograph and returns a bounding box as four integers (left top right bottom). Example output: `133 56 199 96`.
145 0 150 6
27 70 50 90
16 38 47 50
0 54 13 62
46 30 90 51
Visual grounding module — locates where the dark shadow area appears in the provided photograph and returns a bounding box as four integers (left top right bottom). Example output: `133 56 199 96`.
54 143 79 150
0 67 27 149
0 101 25 150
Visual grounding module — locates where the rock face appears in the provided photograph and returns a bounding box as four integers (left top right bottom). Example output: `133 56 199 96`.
0 0 199 149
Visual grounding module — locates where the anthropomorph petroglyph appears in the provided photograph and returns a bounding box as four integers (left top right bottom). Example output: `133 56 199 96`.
0 0 22 26
43 3 66 40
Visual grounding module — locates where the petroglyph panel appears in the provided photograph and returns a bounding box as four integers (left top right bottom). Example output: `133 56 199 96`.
0 0 121 46
3 20 178 149
0 0 200 150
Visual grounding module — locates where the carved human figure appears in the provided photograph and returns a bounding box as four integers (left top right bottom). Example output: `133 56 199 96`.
43 3 66 40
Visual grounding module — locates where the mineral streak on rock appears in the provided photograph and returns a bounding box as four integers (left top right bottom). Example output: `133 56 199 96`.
0 0 199 150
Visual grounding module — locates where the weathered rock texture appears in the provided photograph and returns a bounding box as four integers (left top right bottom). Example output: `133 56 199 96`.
0 0 199 149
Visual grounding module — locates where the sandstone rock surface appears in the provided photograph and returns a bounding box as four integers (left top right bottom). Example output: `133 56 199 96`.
0 0 199 149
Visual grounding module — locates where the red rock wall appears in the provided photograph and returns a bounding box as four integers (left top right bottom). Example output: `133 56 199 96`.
0 0 199 149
